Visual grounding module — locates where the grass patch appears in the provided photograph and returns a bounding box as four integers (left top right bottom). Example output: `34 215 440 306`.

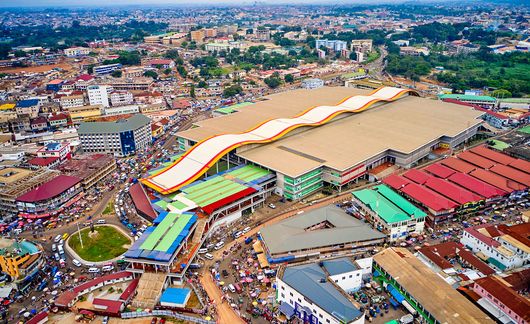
102 201 114 215
68 226 131 262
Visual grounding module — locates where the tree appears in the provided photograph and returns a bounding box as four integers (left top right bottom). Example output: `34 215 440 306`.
177 65 187 78
223 85 243 98
197 80 208 88
143 70 158 79
284 74 294 83
165 49 179 60
349 52 358 61
190 85 196 98
264 76 282 88
87 65 95 74
111 70 122 78
163 68 172 75
492 89 512 98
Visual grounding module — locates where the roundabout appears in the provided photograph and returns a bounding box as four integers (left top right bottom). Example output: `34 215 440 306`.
66 224 132 264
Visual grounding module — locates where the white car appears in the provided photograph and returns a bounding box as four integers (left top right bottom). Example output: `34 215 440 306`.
268 203 276 209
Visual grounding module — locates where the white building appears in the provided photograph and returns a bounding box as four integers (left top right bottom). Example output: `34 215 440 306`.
78 114 151 157
301 78 324 89
36 141 71 161
110 91 134 107
103 105 139 117
276 257 366 324
64 47 91 57
351 185 427 242
87 85 112 108
60 95 84 109
315 39 348 52
461 224 530 271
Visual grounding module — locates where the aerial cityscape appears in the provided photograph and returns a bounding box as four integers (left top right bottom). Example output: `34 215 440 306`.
0 0 528 323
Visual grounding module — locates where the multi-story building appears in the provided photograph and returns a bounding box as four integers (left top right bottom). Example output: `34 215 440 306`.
276 258 366 324
64 47 91 57
255 28 271 41
94 63 122 76
461 223 530 271
58 154 117 189
301 78 324 89
16 175 83 216
203 28 217 38
110 91 134 107
0 239 44 282
78 114 152 157
316 39 348 52
0 168 59 217
190 30 205 43
148 59 175 69
110 78 152 91
15 99 40 118
103 105 139 117
87 85 111 108
352 184 426 241
472 269 530 324
350 39 373 53
60 95 84 109
36 141 71 162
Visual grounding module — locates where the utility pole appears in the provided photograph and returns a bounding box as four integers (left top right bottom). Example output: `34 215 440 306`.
77 222 84 249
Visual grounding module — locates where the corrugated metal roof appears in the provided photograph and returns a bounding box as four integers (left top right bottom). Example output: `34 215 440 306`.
78 114 150 134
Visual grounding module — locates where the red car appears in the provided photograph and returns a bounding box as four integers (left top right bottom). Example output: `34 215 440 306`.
151 318 157 324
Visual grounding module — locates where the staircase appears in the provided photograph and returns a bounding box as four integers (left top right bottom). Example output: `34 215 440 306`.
191 218 207 244
131 272 167 309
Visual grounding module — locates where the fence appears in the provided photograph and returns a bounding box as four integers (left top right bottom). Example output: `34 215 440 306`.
121 310 215 324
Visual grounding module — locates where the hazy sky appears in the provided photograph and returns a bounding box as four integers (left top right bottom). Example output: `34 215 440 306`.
0 0 455 8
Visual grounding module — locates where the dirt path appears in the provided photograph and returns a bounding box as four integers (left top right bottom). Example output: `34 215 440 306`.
200 274 246 324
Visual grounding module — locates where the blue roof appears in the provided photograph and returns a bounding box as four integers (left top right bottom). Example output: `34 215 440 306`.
16 99 39 108
322 258 358 276
160 288 190 305
282 263 362 322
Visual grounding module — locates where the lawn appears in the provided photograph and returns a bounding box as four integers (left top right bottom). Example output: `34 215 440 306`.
102 201 114 215
68 226 131 262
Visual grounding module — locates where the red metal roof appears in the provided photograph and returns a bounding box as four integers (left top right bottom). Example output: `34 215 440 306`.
447 172 507 198
474 276 530 322
489 164 530 187
381 174 411 190
464 225 501 248
26 311 48 324
27 156 59 167
54 290 77 307
457 151 496 169
92 298 123 314
424 163 456 179
509 159 530 174
76 74 94 81
16 175 81 203
129 183 157 220
469 169 526 193
424 177 483 204
73 271 133 294
440 157 477 174
400 183 458 212
403 169 434 185
119 278 139 301
469 145 516 165
202 187 257 215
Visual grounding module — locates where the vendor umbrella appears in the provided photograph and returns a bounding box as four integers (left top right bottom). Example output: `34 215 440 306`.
252 301 258 306
219 281 225 286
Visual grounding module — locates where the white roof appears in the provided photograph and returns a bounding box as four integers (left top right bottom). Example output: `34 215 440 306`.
142 87 413 194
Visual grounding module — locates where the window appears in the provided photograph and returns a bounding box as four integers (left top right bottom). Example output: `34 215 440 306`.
319 314 323 318
297 298 301 303
326 320 330 323
349 275 352 278
281 293 285 298
290 292 293 297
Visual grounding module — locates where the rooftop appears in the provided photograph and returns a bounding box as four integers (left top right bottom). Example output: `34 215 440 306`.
374 248 494 324
352 184 426 224
16 175 81 203
78 114 150 135
281 262 362 323
146 86 483 193
260 205 385 255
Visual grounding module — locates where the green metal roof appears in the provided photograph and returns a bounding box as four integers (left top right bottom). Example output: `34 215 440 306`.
214 102 253 115
438 94 496 102
488 139 511 151
353 189 410 224
518 125 530 134
497 98 530 103
352 185 426 224
78 114 151 134
374 185 426 218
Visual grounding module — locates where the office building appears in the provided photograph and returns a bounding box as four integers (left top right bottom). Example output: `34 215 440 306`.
316 39 348 52
94 63 122 76
78 114 152 157
88 85 111 108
